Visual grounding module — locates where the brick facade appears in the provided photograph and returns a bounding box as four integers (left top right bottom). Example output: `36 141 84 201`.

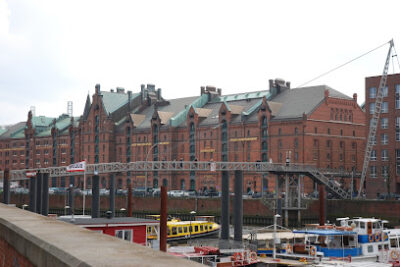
0 79 366 195
365 73 400 197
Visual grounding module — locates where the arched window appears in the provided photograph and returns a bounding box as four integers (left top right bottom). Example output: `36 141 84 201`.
153 178 158 188
162 178 168 187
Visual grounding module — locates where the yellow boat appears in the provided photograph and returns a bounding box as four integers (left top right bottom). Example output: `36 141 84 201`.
147 215 220 241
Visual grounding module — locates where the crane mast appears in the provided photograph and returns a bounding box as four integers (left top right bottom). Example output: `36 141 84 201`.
358 40 394 198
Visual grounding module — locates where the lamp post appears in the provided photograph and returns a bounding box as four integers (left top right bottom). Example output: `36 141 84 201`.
189 210 196 243
64 205 70 216
22 204 28 210
273 214 281 259
145 143 159 195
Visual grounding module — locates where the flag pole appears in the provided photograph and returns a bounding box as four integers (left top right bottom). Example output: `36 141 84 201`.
83 160 86 216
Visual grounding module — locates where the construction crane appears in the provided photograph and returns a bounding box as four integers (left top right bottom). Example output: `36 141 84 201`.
357 40 394 198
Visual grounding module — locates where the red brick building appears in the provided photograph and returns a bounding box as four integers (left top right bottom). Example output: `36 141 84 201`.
364 73 400 197
0 79 366 194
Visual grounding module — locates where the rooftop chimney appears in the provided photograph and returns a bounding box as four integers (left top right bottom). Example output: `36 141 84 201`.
116 87 125 93
353 93 357 102
95 84 101 94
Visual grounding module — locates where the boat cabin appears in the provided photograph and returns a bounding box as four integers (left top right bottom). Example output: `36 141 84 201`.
59 216 160 248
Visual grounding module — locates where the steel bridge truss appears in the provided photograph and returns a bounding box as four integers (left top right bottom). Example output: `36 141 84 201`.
2 161 359 199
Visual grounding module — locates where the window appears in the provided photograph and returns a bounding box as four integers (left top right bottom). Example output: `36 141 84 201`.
294 127 298 135
327 128 331 135
382 150 388 161
371 135 377 145
314 127 317 133
370 166 377 178
382 102 388 113
327 153 331 160
382 86 388 97
278 128 282 135
396 84 400 109
381 134 388 145
369 87 376 98
381 118 388 129
194 225 199 232
326 140 331 148
396 149 400 160
369 103 375 114
294 139 298 149
370 150 377 161
172 227 177 235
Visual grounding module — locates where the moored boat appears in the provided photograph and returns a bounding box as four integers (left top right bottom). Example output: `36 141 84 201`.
147 215 220 241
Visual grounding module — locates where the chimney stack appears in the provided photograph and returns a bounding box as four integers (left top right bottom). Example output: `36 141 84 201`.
95 84 101 94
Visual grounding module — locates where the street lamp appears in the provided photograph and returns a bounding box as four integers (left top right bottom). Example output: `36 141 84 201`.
145 143 159 195
22 204 28 210
189 210 197 242
120 208 126 217
273 214 281 259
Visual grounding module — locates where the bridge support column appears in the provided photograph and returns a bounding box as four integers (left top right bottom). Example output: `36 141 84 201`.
284 174 289 227
41 173 49 216
36 173 42 214
318 184 326 225
92 175 100 218
29 176 36 212
2 169 10 204
109 174 115 218
219 171 230 249
233 170 243 248
275 175 282 226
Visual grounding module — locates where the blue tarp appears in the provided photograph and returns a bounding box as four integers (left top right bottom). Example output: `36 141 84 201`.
293 229 357 236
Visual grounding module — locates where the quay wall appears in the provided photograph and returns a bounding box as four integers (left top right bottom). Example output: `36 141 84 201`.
7 194 400 226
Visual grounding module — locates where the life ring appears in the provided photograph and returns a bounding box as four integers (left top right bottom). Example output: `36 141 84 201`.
250 252 257 261
390 250 400 260
310 246 317 256
286 244 293 254
232 252 241 261
368 234 374 242
375 232 381 242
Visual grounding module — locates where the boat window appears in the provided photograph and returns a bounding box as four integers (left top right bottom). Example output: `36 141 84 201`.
390 238 397 248
360 222 365 229
378 244 382 251
115 230 132 242
172 227 177 235
184 226 188 233
367 222 372 234
178 227 183 234
373 222 379 229
189 226 193 233
195 225 199 232
167 228 171 235
200 225 204 231
384 244 389 250
367 245 373 253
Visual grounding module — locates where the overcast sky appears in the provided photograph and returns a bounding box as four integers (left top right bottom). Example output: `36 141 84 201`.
1 0 400 125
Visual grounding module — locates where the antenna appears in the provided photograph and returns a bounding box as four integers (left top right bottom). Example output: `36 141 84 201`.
30 106 36 116
67 101 73 117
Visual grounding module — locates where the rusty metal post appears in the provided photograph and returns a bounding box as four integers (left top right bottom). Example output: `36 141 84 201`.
160 186 167 252
127 183 133 217
319 184 325 226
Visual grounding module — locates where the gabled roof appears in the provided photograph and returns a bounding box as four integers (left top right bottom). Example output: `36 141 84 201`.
100 91 139 115
270 85 352 120
0 122 26 139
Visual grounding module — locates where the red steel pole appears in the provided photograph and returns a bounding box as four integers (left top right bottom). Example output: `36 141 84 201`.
160 186 167 252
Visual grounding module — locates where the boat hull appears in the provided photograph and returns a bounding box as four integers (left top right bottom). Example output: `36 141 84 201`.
167 229 220 242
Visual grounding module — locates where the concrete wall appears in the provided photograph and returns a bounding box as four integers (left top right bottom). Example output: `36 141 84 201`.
0 204 202 267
